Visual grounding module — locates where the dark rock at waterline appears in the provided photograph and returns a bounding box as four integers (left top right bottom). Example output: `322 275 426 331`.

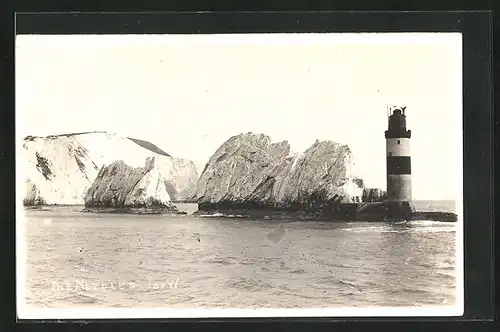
194 201 458 222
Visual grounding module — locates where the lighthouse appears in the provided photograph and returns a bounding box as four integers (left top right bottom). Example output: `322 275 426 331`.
384 106 412 202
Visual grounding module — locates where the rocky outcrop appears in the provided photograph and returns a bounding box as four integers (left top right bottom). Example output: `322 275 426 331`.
84 157 182 214
362 188 387 202
21 132 199 206
196 133 364 214
23 179 46 206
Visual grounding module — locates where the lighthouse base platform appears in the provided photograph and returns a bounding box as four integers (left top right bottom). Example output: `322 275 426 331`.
330 201 457 222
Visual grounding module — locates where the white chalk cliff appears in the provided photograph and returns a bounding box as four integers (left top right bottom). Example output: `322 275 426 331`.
196 133 364 211
21 132 199 205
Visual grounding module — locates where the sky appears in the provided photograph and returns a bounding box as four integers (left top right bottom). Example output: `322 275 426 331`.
15 33 463 200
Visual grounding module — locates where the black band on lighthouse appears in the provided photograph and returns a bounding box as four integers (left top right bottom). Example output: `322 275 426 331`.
386 156 411 175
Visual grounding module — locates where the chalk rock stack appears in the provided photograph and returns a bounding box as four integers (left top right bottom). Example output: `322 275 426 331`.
84 157 181 213
196 133 364 211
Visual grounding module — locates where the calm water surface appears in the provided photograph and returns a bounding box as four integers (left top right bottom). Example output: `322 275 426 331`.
22 201 458 309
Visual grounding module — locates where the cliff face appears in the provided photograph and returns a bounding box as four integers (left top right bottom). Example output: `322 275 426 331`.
196 133 364 211
21 132 198 205
84 157 180 213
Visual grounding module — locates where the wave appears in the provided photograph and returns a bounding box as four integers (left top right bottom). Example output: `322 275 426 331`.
344 226 384 233
204 257 237 265
327 262 378 272
201 255 245 266
198 213 248 218
224 276 274 292
410 219 457 226
337 279 364 292
435 271 456 279
53 293 101 305
387 286 429 296
290 268 306 274
344 222 457 234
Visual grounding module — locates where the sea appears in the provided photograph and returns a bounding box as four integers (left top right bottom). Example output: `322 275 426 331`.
20 200 458 311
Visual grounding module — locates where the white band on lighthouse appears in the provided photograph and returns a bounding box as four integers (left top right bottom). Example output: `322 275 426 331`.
386 138 410 157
